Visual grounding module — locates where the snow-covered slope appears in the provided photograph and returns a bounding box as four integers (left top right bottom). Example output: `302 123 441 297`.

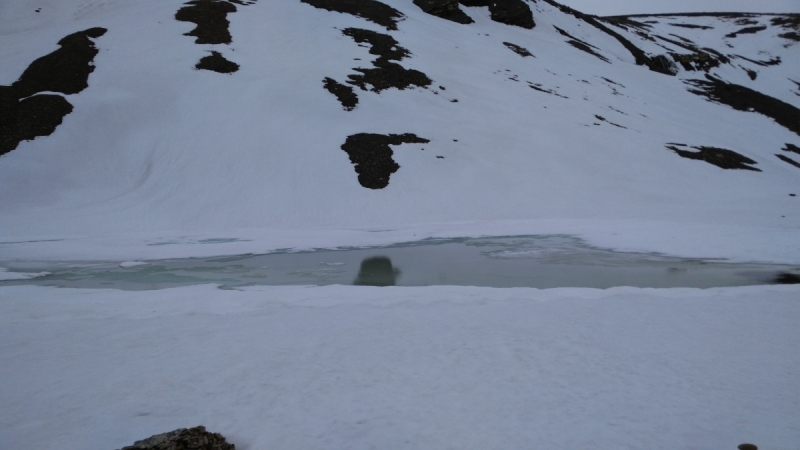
0 0 798 261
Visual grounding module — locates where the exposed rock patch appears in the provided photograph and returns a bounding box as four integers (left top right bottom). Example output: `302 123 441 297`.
1 28 106 156
342 28 432 92
503 42 533 57
669 23 713 30
175 0 238 45
771 14 800 40
734 54 781 67
687 76 800 137
460 0 535 29
544 1 675 75
299 0 404 30
776 154 800 169
323 77 359 110
118 426 235 450
413 0 473 24
527 82 568 98
654 35 729 72
341 133 429 189
594 115 627 129
783 143 800 155
725 26 767 38
196 51 240 73
666 144 761 171
11 27 107 98
554 26 609 63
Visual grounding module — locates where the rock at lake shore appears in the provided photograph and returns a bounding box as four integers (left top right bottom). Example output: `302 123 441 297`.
118 426 235 450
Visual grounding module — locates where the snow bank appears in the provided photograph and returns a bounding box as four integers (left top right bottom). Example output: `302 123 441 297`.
1 283 798 449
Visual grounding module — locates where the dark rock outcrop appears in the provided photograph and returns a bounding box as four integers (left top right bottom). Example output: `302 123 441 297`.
687 76 800 137
118 426 235 450
299 0 404 30
342 28 432 92
554 26 609 63
196 51 240 73
323 77 359 110
503 42 533 57
460 0 535 29
543 0 676 75
341 133 429 189
414 0 473 24
175 0 238 45
666 144 761 171
1 28 106 156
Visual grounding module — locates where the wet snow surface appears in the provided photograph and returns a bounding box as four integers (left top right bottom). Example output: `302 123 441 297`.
2 2 800 449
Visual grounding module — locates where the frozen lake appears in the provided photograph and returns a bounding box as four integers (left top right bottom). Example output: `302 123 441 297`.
1 236 798 290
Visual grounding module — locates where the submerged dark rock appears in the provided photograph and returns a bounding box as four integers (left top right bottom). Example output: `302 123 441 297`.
342 28 432 92
196 51 240 73
414 0 473 24
687 76 800 137
175 0 237 45
353 256 400 286
323 77 359 110
1 28 106 156
299 0 404 30
118 426 235 450
341 133 429 189
460 0 535 29
667 145 761 171
503 42 533 57
773 273 800 284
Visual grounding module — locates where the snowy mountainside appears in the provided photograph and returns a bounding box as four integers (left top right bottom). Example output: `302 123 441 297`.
0 0 798 261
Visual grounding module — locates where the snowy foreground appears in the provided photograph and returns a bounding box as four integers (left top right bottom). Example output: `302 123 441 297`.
1 284 798 449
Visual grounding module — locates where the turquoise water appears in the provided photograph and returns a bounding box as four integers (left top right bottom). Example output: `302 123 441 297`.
1 236 797 290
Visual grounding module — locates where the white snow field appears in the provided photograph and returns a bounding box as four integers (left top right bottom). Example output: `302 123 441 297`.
0 0 798 261
1 0 799 449
1 284 799 449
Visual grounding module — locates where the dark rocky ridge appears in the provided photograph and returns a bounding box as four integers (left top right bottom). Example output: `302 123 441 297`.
323 77 359 110
542 0 676 75
175 0 238 45
460 0 535 29
666 144 761 171
687 76 800 137
1 28 106 156
341 133 429 189
413 0 474 24
196 51 240 73
118 426 235 450
299 0 404 30
341 28 432 93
